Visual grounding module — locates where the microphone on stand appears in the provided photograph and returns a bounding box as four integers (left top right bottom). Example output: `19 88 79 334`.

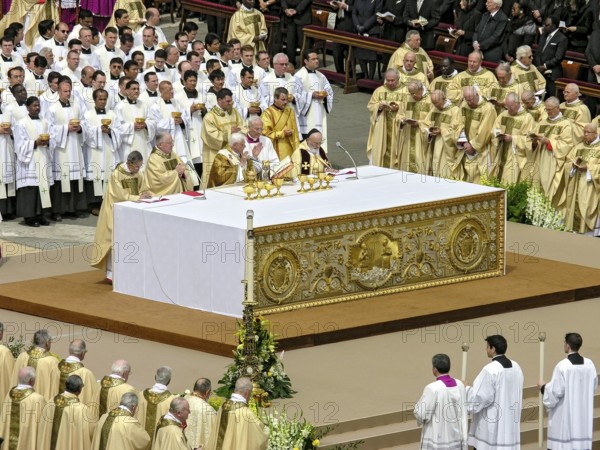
335 141 359 180
186 161 206 199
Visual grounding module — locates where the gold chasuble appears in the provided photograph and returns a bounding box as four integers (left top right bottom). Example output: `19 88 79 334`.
535 115 574 209
57 360 100 413
450 68 497 102
11 348 59 402
226 8 268 51
261 105 300 160
145 148 193 196
560 100 591 143
37 392 95 450
511 62 546 93
487 78 523 115
366 85 403 168
565 139 600 233
461 100 497 183
106 0 146 31
98 377 136 417
0 387 46 450
201 106 246 183
152 417 189 450
137 390 175 441
424 102 464 179
387 44 434 78
429 74 461 104
0 344 14 402
397 94 433 174
491 109 535 184
91 164 151 271
526 100 548 123
206 400 268 450
397 68 428 97
207 149 246 188
91 408 151 450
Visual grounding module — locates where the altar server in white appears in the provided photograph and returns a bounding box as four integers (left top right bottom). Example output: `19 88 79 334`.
244 116 279 176
82 89 122 200
175 70 205 180
414 353 467 450
539 332 598 450
293 50 333 152
114 79 155 160
466 334 523 450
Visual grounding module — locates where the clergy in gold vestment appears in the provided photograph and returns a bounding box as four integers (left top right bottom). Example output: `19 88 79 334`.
184 378 216 449
107 0 146 31
387 31 434 80
491 93 536 184
565 123 600 234
487 63 523 116
290 129 331 178
57 340 100 414
367 69 403 168
424 90 464 179
560 83 591 143
261 87 301 160
522 90 548 122
226 0 268 52
206 377 268 450
0 367 46 450
152 397 191 450
145 132 194 196
137 366 176 444
450 52 497 102
0 0 56 47
91 152 152 280
512 46 546 94
429 57 461 104
11 330 59 403
91 392 151 450
37 375 96 450
207 133 254 188
395 52 429 98
201 88 246 182
98 360 137 417
532 97 574 210
0 323 14 402
460 87 497 184
397 81 433 174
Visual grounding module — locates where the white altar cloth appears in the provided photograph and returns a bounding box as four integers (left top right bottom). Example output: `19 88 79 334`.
113 166 504 317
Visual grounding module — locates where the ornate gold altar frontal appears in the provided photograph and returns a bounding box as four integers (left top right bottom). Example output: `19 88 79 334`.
253 190 505 314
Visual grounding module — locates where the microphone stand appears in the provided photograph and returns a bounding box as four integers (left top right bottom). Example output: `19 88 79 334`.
335 141 359 180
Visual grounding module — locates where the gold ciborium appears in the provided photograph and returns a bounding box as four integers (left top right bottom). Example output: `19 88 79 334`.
298 175 308 193
324 174 334 189
317 172 326 189
255 181 265 199
264 182 274 197
101 119 112 126
243 184 256 200
307 176 317 191
135 117 146 124
1 122 10 128
273 177 284 196
171 111 182 119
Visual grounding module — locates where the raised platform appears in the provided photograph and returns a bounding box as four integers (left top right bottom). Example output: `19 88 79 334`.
0 251 598 357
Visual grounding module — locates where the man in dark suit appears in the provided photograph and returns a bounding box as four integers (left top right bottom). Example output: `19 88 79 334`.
331 0 355 73
472 0 508 62
282 0 313 67
403 0 440 50
534 16 568 98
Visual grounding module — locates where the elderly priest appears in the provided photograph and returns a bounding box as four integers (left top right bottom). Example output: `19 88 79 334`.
146 132 194 195
207 133 257 187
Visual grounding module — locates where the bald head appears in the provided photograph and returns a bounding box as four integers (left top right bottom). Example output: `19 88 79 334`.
403 51 416 72
505 92 520 115
463 86 479 108
431 89 446 109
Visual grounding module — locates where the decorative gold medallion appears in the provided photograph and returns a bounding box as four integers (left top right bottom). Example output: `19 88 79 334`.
449 217 487 272
259 247 301 304
348 230 401 289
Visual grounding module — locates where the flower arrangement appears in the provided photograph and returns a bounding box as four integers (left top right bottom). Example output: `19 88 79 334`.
215 317 295 404
6 335 26 359
261 408 319 450
525 185 565 230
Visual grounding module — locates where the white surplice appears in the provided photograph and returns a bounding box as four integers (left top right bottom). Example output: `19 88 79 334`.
114 99 155 160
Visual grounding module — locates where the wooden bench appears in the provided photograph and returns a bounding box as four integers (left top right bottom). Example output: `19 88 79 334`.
178 0 280 43
301 25 399 93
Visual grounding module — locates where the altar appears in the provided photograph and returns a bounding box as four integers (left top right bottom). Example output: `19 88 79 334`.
113 166 505 317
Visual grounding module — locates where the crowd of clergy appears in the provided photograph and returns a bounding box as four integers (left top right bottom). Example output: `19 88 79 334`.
0 1 334 230
0 327 268 450
370 30 600 237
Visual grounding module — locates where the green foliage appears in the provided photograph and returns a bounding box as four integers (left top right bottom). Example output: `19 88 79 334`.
6 335 26 359
480 176 531 224
215 317 296 401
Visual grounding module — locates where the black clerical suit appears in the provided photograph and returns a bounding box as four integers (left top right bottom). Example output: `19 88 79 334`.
403 0 440 50
534 29 568 97
472 9 508 62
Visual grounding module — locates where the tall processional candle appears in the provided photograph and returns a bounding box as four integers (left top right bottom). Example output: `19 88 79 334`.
244 210 255 305
538 332 546 448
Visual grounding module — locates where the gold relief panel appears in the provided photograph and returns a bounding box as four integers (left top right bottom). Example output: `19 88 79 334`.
254 191 505 314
